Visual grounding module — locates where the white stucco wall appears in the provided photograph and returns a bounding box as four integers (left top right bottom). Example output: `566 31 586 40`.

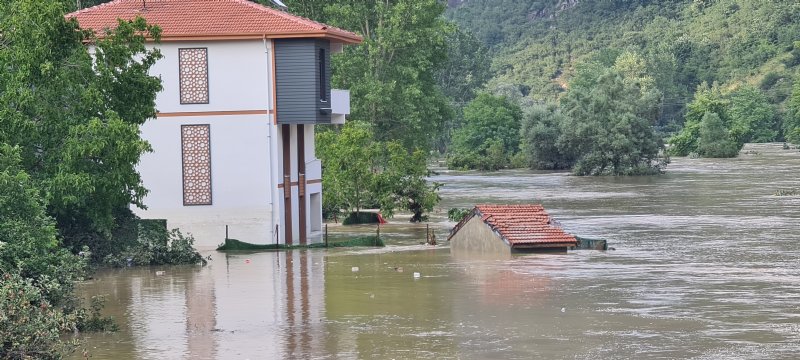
132 39 325 248
134 114 274 248
133 40 277 248
151 40 270 113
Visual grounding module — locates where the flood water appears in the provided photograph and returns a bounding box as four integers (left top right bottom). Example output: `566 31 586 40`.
73 144 800 359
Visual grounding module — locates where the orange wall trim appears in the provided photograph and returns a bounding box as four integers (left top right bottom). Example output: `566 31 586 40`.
271 39 278 125
278 179 321 188
157 110 273 118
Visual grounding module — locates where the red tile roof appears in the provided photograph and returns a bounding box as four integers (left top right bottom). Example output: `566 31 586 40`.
452 204 577 248
66 0 362 43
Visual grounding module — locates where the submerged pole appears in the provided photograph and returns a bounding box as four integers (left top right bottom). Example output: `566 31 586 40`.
325 223 328 247
426 223 429 243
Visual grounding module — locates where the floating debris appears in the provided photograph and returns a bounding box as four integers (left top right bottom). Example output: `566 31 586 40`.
774 188 800 196
351 266 360 272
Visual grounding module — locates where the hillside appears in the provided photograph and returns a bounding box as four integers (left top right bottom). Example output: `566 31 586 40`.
447 0 800 127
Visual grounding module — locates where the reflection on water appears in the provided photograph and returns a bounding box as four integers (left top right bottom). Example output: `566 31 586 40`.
74 144 800 359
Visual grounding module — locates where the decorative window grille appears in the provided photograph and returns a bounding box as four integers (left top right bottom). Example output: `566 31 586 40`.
178 48 209 104
181 125 212 206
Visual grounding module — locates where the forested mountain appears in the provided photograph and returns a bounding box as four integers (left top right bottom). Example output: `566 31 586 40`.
447 0 800 129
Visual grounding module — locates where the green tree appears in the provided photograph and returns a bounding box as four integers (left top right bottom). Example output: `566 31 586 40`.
434 28 493 152
0 0 163 256
0 145 86 306
316 122 379 218
728 86 777 144
696 111 739 158
374 143 441 222
520 104 575 170
669 82 730 156
787 79 800 144
670 83 777 156
0 145 86 359
559 64 667 175
317 122 440 222
273 0 454 151
436 28 492 105
448 94 522 170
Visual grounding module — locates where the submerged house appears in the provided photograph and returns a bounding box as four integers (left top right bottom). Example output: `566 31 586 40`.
449 205 578 254
68 0 362 247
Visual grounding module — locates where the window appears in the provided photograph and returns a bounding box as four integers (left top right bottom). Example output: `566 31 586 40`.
318 48 326 102
181 125 212 206
178 48 209 104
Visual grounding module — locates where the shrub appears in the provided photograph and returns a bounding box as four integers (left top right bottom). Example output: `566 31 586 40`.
102 223 206 267
696 112 741 158
0 273 79 360
342 212 382 225
448 94 523 170
447 208 472 222
0 145 87 305
76 295 119 333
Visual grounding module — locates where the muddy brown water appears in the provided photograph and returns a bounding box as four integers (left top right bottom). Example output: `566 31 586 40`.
72 144 800 359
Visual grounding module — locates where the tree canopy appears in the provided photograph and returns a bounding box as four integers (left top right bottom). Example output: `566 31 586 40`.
271 0 454 151
448 94 523 170
520 54 668 175
0 0 162 252
448 0 800 144
317 122 439 222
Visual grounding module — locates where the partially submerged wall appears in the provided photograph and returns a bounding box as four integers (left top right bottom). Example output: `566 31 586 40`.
449 216 512 256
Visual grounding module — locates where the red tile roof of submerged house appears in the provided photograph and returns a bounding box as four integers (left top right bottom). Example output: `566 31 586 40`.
66 0 362 43
450 204 578 249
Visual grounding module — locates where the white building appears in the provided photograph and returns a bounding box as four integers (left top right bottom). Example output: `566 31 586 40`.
68 0 361 248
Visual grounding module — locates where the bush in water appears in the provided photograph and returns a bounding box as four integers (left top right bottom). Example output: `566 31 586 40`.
102 225 206 267
0 273 79 360
448 208 472 222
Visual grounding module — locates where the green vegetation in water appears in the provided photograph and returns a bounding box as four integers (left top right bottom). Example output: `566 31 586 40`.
76 295 119 333
447 94 523 171
669 83 773 158
774 188 800 196
0 3 186 357
102 221 207 267
317 122 441 223
448 208 471 222
216 236 385 251
520 53 669 175
0 273 80 359
342 212 382 225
